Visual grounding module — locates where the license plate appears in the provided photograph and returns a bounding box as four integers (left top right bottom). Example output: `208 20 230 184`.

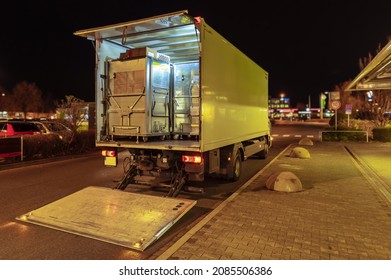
104 156 117 167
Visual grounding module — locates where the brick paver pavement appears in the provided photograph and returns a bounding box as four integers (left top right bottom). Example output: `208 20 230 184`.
158 142 391 260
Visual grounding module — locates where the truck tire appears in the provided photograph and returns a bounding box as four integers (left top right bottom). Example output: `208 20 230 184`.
258 142 269 159
230 151 242 181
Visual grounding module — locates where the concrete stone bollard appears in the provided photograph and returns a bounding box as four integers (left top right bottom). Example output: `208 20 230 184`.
298 138 313 146
266 171 303 192
289 147 311 159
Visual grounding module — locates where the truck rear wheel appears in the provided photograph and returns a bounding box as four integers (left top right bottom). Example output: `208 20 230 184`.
258 142 269 159
230 151 242 181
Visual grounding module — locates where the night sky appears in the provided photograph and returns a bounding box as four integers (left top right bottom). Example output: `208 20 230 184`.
0 0 390 107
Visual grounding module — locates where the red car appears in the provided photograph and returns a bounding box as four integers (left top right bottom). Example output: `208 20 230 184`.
0 120 42 137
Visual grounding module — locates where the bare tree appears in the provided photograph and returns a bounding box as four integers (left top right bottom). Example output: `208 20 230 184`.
10 81 44 119
56 95 87 129
358 44 382 71
343 85 391 127
361 90 391 127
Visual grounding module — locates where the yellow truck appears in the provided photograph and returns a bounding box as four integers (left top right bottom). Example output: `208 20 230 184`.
75 10 271 196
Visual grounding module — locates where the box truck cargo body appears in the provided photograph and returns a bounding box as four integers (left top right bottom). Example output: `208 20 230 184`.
75 10 271 196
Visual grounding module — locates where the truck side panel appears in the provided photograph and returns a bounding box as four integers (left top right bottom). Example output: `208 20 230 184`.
200 22 269 152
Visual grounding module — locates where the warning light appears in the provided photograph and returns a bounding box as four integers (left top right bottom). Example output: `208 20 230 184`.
182 155 202 164
102 150 116 157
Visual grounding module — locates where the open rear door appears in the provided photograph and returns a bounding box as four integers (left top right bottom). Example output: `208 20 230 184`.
16 186 196 251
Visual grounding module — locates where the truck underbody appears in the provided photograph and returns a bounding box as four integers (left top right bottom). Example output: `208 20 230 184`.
106 133 270 196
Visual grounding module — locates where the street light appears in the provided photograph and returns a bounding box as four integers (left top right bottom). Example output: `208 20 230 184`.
0 93 6 118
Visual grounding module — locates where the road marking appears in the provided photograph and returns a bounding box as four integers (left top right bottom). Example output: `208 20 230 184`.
272 134 317 138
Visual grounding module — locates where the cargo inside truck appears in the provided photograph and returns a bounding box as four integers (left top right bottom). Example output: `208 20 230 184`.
75 11 202 147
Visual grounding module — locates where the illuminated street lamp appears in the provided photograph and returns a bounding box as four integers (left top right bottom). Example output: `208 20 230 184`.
0 93 7 118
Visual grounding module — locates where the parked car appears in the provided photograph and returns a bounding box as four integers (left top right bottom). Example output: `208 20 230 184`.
0 120 42 137
31 120 74 143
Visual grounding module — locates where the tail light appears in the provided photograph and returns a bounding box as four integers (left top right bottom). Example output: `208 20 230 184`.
182 155 202 164
102 150 116 157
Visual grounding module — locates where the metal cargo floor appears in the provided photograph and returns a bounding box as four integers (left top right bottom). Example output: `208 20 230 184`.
16 186 196 251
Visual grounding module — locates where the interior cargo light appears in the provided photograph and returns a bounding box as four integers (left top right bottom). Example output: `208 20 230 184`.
102 150 116 157
182 155 202 164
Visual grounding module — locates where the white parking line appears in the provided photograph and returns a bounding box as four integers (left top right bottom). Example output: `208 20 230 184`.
272 134 317 138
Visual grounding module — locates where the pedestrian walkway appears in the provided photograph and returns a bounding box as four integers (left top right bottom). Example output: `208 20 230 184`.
157 141 391 260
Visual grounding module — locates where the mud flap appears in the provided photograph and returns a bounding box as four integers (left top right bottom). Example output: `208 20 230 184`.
16 186 196 251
